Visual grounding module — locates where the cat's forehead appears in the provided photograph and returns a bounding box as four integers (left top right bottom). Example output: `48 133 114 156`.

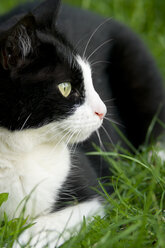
37 30 78 68
17 30 81 82
13 31 83 86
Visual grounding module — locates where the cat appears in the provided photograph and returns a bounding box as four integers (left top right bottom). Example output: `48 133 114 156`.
0 0 164 247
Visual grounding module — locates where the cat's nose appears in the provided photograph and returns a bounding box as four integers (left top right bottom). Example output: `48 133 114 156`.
92 94 107 120
95 112 105 120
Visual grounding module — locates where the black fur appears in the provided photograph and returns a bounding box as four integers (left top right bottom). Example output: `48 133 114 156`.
54 152 100 211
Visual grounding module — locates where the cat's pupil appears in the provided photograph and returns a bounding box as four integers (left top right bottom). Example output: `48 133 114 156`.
63 83 67 91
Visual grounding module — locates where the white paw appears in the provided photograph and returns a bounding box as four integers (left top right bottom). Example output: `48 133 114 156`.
13 229 32 248
157 150 165 162
13 226 65 248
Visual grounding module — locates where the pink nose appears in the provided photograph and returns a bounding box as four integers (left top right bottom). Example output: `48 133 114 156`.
95 112 105 120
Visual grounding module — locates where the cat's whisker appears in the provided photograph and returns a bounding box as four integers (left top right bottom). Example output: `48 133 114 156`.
71 143 79 155
106 105 115 109
104 116 123 127
65 132 75 150
75 33 89 51
105 113 117 117
95 129 105 177
69 133 78 152
42 121 74 136
47 122 76 138
20 113 32 131
103 98 115 103
54 132 74 155
64 130 79 153
70 130 81 154
47 126 68 141
56 120 99 128
96 129 106 151
40 123 63 138
91 60 111 67
87 39 113 62
101 124 114 145
48 129 73 155
83 17 112 58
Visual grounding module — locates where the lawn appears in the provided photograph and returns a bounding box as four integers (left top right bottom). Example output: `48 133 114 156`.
0 0 165 247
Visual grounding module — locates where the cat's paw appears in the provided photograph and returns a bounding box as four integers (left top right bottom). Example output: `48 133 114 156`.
157 150 165 162
13 229 32 248
155 141 165 163
13 226 65 248
148 141 165 164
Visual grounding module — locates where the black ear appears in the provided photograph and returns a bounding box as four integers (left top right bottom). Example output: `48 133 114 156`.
33 0 61 29
0 14 36 70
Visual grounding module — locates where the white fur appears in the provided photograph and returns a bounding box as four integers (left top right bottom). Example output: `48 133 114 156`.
157 150 165 162
0 55 106 247
0 127 70 219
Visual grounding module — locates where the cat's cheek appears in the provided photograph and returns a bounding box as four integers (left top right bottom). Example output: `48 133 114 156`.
59 104 103 143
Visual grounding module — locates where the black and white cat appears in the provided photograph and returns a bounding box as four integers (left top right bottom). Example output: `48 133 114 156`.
0 0 164 247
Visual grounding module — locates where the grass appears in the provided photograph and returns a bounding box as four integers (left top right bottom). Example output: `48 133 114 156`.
0 0 165 247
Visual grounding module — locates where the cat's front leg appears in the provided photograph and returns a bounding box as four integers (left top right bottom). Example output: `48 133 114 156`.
14 199 103 248
13 224 66 248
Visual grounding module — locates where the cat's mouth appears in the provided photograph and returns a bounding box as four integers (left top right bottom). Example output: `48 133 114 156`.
57 116 103 144
52 99 106 144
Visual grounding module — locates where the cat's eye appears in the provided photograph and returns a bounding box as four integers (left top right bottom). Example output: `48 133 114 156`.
58 82 72 98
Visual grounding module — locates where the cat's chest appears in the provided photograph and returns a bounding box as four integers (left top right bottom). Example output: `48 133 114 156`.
0 144 71 219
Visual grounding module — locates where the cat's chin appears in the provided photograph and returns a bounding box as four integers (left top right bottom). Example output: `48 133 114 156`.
67 130 96 144
59 119 103 144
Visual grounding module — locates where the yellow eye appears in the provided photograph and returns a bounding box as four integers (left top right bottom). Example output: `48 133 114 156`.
58 82 72 98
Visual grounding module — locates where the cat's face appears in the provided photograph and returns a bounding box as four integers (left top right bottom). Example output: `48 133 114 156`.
56 55 107 143
0 5 106 144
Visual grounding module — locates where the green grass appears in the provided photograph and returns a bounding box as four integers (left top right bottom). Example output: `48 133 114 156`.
0 0 165 247
0 0 27 14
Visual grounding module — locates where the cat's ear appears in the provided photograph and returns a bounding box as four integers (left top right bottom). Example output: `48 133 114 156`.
33 0 61 29
0 14 36 70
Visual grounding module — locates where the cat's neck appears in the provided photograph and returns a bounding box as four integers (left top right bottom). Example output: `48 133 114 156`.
0 125 71 219
0 124 63 152
0 124 70 168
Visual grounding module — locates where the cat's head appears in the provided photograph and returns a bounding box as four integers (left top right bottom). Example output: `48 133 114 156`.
0 0 106 144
